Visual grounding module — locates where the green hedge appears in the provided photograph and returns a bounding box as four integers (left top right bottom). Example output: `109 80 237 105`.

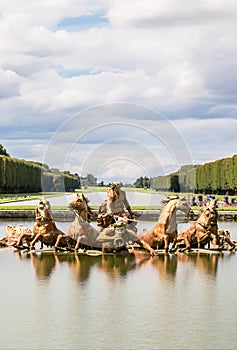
0 156 79 193
152 154 237 195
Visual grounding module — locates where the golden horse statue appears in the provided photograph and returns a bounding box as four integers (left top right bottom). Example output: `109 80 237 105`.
174 199 219 251
54 193 102 251
138 195 191 252
175 198 235 251
30 198 65 249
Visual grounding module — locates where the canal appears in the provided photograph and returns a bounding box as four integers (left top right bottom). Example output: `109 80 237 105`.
0 218 237 350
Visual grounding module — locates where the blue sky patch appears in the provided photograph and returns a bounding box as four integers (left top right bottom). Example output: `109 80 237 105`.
57 11 109 31
58 68 103 78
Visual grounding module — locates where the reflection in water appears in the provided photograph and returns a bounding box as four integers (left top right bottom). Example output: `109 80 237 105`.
15 249 236 283
134 250 178 279
68 254 102 283
177 252 219 276
30 253 57 280
2 246 237 350
21 252 137 282
98 254 137 278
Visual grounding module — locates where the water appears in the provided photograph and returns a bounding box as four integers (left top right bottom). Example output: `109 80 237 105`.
1 219 237 350
0 191 165 207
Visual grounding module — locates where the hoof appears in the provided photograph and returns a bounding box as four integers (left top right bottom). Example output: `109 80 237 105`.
228 246 235 252
169 248 177 253
66 247 75 252
14 244 29 250
150 250 158 256
179 247 191 253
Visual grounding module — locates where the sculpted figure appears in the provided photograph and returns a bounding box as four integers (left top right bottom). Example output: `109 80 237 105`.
97 182 136 233
29 198 65 250
174 198 223 251
138 195 191 252
54 193 101 251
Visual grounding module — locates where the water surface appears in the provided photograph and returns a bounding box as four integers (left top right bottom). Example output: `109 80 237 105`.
1 220 237 349
0 191 165 207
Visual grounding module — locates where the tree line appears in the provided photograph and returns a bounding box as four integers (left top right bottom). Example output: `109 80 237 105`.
1 143 237 194
151 154 237 195
0 155 80 193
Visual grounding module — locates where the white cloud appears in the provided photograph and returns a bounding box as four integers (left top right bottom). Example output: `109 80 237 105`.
0 0 237 183
0 68 22 98
108 0 237 27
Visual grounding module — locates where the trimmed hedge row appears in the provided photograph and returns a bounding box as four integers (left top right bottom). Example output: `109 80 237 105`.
152 154 237 195
0 156 79 193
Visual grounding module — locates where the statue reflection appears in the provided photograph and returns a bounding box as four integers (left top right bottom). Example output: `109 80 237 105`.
134 250 178 279
97 254 137 279
15 248 235 283
133 250 235 278
30 253 57 281
68 254 102 283
177 252 220 276
30 253 102 283
28 251 137 282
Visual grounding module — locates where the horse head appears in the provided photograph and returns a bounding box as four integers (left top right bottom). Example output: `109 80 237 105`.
159 195 191 226
35 198 53 224
175 196 192 215
197 198 218 227
69 193 93 222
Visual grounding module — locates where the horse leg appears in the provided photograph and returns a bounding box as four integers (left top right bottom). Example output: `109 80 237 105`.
182 234 191 252
197 237 200 250
138 239 156 256
15 233 26 247
207 238 210 249
30 233 42 250
75 236 82 251
224 237 236 251
54 234 63 249
169 238 177 252
164 234 169 252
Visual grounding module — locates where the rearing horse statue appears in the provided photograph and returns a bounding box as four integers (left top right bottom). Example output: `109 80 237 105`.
29 198 65 249
54 193 102 251
174 198 219 251
139 195 191 252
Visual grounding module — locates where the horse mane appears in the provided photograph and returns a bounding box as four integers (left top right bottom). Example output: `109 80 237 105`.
70 193 93 222
159 195 180 225
85 197 93 222
160 195 179 206
196 198 218 225
36 198 53 220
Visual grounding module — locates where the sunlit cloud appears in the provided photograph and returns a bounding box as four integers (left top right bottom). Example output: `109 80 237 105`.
0 0 237 183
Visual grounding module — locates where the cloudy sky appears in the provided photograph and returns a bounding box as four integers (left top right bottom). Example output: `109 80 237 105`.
1 0 237 184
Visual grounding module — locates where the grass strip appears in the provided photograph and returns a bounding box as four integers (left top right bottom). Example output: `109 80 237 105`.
0 205 237 211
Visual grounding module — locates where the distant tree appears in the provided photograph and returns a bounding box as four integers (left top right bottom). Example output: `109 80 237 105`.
0 144 10 157
143 176 150 188
133 177 144 188
86 173 97 186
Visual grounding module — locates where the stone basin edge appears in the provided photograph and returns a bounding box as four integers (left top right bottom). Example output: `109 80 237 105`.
0 210 236 222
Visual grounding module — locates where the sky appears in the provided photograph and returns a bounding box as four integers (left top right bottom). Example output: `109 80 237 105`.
0 0 237 184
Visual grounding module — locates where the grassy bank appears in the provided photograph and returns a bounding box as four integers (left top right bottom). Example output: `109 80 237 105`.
0 192 69 204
